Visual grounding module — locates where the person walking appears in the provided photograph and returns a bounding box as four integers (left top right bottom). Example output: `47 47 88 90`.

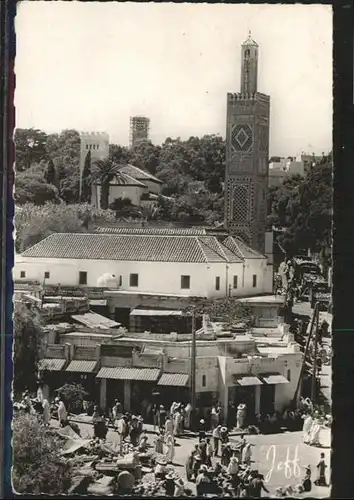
241 442 252 465
212 425 221 456
117 415 126 455
42 398 50 427
165 415 174 437
154 432 164 455
315 453 328 486
302 413 313 444
184 402 192 430
165 432 175 464
57 398 68 427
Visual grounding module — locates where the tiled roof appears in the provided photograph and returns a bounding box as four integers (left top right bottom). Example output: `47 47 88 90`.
95 227 207 236
38 358 66 371
223 236 265 259
198 236 243 263
96 367 160 381
22 233 242 263
110 172 147 188
157 373 190 387
119 164 163 184
66 360 97 373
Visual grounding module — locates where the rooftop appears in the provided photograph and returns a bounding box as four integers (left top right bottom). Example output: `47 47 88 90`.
95 226 208 236
21 233 247 264
119 164 163 184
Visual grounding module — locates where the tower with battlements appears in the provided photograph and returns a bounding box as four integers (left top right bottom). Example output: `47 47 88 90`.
129 116 150 147
79 131 110 196
224 32 270 253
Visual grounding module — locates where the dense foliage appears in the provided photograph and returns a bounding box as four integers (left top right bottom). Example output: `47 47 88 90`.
13 305 44 396
268 155 332 261
15 127 331 257
12 413 72 494
56 382 88 414
187 297 253 328
15 203 116 252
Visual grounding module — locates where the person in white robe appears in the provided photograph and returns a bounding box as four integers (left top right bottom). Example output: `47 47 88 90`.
58 400 68 427
241 442 252 465
42 399 50 426
302 414 313 444
309 417 323 446
164 433 175 464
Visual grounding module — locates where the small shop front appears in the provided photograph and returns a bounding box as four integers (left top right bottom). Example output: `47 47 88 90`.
228 374 263 424
65 360 100 406
38 358 68 399
154 372 190 409
96 367 161 413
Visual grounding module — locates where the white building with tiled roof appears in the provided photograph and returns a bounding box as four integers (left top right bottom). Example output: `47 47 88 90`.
15 232 271 298
91 164 163 209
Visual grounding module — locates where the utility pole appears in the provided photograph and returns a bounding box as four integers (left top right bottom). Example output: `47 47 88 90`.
311 304 320 404
190 308 197 431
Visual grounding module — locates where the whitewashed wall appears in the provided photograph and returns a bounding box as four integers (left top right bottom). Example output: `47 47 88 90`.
15 256 267 298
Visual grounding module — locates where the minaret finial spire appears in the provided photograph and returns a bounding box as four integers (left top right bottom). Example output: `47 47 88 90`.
248 30 252 38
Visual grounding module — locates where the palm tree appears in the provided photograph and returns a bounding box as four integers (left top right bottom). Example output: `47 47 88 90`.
91 158 126 210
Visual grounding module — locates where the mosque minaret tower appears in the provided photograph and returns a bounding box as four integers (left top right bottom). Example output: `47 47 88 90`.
224 32 270 253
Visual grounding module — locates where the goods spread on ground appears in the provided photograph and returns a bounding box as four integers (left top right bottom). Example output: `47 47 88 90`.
52 426 190 496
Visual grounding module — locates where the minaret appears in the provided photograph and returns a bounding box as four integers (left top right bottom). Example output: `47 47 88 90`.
240 31 259 95
224 33 270 253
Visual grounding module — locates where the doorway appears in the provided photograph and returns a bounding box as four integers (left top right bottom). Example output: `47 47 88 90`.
260 384 275 414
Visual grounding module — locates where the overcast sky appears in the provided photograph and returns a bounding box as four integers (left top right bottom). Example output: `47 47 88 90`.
15 2 332 157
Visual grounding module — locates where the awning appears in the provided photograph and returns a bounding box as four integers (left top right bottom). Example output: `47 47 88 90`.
158 373 190 387
233 375 263 386
96 367 160 382
89 299 107 306
262 373 289 385
38 358 66 371
66 360 97 373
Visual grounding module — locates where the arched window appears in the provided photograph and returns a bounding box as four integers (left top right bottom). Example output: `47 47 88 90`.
287 369 291 382
202 375 206 387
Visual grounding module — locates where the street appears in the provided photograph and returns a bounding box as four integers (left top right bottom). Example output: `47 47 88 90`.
53 417 331 498
292 301 332 407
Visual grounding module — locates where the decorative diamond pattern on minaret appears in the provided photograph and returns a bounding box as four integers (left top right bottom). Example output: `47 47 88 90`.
231 124 253 152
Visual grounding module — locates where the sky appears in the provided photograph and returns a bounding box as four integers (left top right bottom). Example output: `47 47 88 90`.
15 2 332 157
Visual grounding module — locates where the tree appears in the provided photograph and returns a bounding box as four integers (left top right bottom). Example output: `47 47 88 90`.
15 171 60 206
46 129 81 204
12 413 72 494
13 305 44 396
15 203 117 253
56 383 88 414
44 159 56 186
186 297 253 328
15 128 48 171
109 144 131 165
91 158 122 210
268 155 332 260
81 150 91 203
129 140 161 175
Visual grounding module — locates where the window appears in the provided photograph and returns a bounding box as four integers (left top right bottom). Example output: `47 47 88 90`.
44 271 50 279
202 375 206 387
97 145 99 150
215 276 220 291
93 144 96 150
252 274 257 288
86 145 88 149
130 273 139 287
79 271 87 285
233 276 238 289
181 275 190 289
287 369 291 382
20 271 26 278
119 275 122 286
